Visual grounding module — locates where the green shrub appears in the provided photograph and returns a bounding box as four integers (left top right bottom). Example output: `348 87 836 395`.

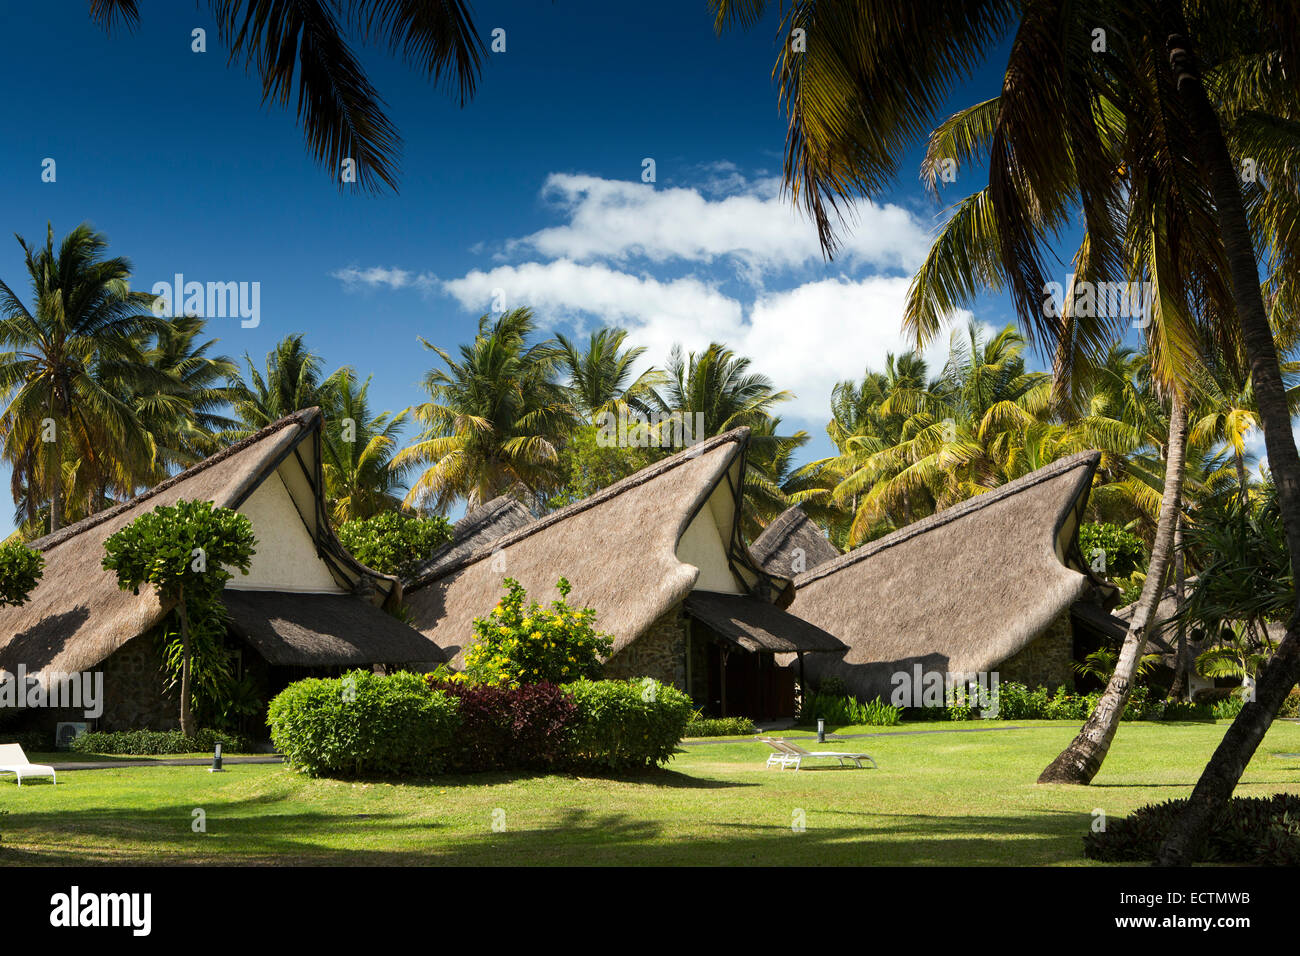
336 511 453 577
0 730 53 752
684 716 756 737
816 676 849 697
1084 794 1300 864
267 670 460 778
0 541 43 608
1279 685 1300 718
1078 522 1147 577
803 692 901 726
463 577 613 687
982 682 1214 722
1213 694 1247 720
69 728 252 756
562 678 692 771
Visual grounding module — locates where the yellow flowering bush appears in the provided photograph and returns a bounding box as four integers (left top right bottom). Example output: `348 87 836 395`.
464 577 613 686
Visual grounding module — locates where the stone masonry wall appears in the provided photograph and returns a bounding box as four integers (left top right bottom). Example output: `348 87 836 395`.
603 605 688 691
998 609 1075 691
99 632 180 731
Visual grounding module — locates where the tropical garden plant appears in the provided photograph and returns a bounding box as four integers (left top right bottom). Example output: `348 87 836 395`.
461 577 613 687
101 500 257 735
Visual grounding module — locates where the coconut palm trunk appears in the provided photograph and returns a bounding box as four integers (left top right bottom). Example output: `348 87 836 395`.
1169 515 1190 700
1039 392 1188 784
1156 28 1300 865
176 585 195 737
46 391 62 534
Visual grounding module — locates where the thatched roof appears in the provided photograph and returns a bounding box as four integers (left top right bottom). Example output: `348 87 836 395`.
0 409 421 678
788 452 1104 701
1070 600 1130 642
749 506 840 578
684 591 845 654
407 495 534 587
405 429 762 664
223 590 442 666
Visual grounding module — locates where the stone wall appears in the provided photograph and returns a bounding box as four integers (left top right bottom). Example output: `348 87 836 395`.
99 632 180 731
0 632 179 739
999 610 1075 691
603 605 688 691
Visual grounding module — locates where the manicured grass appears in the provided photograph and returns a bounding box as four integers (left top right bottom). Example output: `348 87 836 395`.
28 753 234 764
4 719 1300 866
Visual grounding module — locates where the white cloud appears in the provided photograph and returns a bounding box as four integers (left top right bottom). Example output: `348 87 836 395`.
442 260 743 339
334 169 976 429
509 173 932 277
331 265 437 291
443 261 970 422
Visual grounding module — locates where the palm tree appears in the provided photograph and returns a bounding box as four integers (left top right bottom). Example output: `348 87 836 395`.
87 0 485 192
0 223 160 534
789 352 933 545
651 342 793 438
649 342 800 535
556 328 664 424
741 415 810 541
710 0 1300 856
121 315 240 486
1188 357 1300 498
810 323 1053 546
228 334 342 438
321 369 409 524
395 309 575 512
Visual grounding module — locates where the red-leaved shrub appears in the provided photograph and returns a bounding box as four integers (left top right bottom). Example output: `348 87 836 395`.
427 679 577 772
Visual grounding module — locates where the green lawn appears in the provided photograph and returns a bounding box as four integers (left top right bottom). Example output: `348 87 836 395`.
4 719 1300 866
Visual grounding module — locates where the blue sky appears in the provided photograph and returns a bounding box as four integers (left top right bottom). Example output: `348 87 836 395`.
0 2 1049 537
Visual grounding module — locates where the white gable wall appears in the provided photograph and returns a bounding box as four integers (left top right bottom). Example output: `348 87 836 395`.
676 480 744 594
232 468 344 593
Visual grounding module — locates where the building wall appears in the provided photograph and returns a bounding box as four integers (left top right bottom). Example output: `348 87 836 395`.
98 632 181 731
998 609 1075 690
677 504 743 594
603 605 688 691
7 632 182 737
236 469 344 593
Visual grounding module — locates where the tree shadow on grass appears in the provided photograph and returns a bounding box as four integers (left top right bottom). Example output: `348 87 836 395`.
1 793 449 866
1 796 1100 866
356 767 753 791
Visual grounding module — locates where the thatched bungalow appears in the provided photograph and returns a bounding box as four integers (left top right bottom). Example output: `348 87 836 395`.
786 451 1119 705
749 506 840 578
403 428 844 720
408 495 534 583
0 408 439 734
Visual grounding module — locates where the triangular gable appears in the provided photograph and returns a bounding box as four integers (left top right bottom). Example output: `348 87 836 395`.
787 452 1102 702
404 429 754 665
0 409 398 677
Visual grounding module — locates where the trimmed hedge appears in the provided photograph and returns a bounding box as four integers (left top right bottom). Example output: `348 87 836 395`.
684 716 756 738
562 678 693 771
266 674 692 778
268 670 460 777
922 682 1217 722
1084 794 1300 865
0 730 53 753
429 680 577 772
69 728 253 756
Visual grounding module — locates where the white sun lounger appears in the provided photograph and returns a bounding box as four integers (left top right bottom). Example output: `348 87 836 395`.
761 737 876 770
0 743 57 785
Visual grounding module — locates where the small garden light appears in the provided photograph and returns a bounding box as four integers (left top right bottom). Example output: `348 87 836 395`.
817 719 826 743
209 742 223 773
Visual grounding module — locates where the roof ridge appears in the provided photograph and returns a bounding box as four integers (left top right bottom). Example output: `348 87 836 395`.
28 407 321 552
751 505 820 561
407 426 750 589
794 450 1101 587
